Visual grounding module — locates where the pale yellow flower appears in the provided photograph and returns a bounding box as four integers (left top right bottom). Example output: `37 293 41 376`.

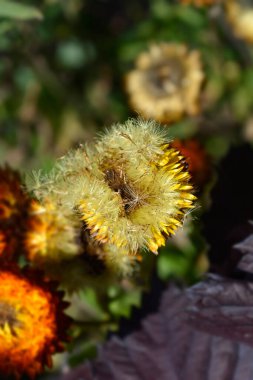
125 43 204 124
226 0 253 44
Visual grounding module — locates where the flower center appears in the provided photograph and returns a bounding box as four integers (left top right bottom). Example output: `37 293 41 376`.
104 168 145 215
148 60 185 96
0 301 22 334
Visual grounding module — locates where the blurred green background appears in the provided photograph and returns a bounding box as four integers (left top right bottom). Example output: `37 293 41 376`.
2 0 253 172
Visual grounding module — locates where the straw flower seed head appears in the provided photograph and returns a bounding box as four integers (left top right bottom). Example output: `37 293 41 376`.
77 119 196 254
29 119 196 256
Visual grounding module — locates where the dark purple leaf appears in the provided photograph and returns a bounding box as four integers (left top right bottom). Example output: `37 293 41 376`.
235 232 253 273
187 231 253 345
58 285 253 380
57 233 253 380
187 274 253 346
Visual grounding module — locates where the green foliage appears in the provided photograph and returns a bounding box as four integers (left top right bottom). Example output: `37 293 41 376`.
0 1 43 20
157 222 208 284
108 286 142 318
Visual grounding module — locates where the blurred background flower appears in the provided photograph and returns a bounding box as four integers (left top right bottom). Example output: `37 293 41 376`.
125 43 204 123
225 0 253 44
180 0 218 5
171 138 212 190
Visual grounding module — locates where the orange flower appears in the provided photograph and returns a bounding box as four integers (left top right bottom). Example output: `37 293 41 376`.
0 167 30 261
0 231 7 257
0 267 70 379
171 139 211 189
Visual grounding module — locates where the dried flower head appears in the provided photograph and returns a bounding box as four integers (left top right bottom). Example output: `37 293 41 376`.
25 198 80 264
0 167 30 261
226 0 253 44
0 267 70 379
43 119 195 254
171 139 211 189
80 119 196 253
125 43 204 124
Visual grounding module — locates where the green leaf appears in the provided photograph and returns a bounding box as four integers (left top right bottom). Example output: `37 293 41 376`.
0 21 14 34
79 288 107 320
56 40 94 69
108 289 141 318
68 342 97 367
157 249 189 280
0 2 43 20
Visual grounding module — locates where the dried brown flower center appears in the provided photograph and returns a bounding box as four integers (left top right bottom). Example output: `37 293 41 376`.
104 168 145 215
0 301 22 334
147 60 185 96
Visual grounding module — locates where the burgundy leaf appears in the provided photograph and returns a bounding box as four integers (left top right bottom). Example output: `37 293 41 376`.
187 231 253 345
187 274 253 346
59 285 253 380
235 232 253 273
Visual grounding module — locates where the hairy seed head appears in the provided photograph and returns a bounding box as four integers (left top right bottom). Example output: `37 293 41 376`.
28 119 196 255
